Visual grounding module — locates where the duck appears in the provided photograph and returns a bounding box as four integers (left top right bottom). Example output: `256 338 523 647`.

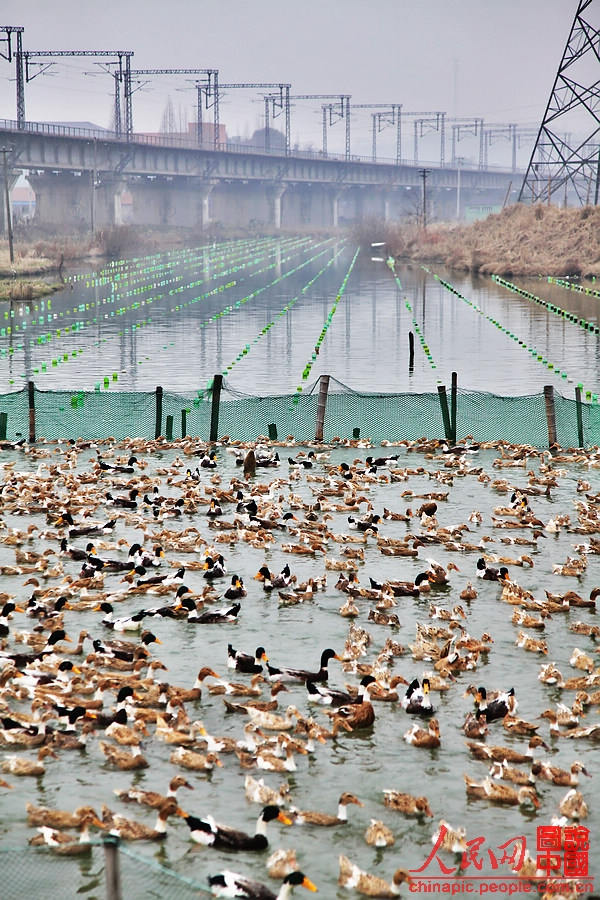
401 678 435 716
245 705 299 731
169 747 223 771
244 774 291 806
539 761 591 787
29 808 105 855
338 856 412 898
382 791 433 817
26 802 99 830
466 735 549 764
114 774 194 808
424 559 458 586
256 736 308 772
254 564 293 590
430 820 468 854
179 803 291 850
364 819 395 847
224 575 247 601
306 675 375 707
471 685 517 721
108 797 182 840
98 455 138 474
179 597 241 624
203 555 227 579
208 870 317 899
96 603 147 633
460 582 478 601
329 698 376 733
99 740 149 770
559 788 588 819
476 558 509 581
464 775 540 808
2 745 56 776
228 644 269 674
267 648 342 683
267 847 299 879
403 718 441 749
289 791 363 826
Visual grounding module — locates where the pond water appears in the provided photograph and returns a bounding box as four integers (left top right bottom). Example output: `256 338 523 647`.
1 235 599 400
0 441 599 897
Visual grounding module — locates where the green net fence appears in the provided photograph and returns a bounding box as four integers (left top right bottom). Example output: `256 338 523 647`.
0 378 599 448
0 841 210 900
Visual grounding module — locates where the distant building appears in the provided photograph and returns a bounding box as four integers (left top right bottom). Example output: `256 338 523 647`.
11 184 36 220
229 127 286 152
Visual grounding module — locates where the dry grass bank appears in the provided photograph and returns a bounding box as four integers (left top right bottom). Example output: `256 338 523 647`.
355 204 600 278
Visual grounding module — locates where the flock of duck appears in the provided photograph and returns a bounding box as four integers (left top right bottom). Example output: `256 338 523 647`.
0 433 599 898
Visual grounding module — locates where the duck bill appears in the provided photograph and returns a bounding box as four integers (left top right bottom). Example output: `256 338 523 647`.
254 572 265 581
208 669 220 678
91 817 106 829
278 812 293 825
14 605 25 613
530 794 541 810
333 654 343 661
214 758 223 767
154 637 163 644
175 808 188 818
62 635 73 643
582 767 591 777
72 666 82 675
302 877 318 892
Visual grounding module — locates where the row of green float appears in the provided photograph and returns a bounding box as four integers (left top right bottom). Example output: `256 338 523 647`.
493 275 600 334
222 246 345 378
4 237 324 385
295 247 360 398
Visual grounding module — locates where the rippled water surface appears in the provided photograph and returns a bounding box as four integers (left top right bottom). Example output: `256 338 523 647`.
1 235 600 398
0 442 599 897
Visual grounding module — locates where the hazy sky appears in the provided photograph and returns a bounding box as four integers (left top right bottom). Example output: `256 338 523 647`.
0 1 582 162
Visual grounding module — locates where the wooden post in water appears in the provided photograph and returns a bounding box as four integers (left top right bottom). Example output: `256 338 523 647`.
408 332 414 370
103 835 122 900
315 375 330 442
437 384 452 441
450 371 457 444
209 374 223 442
575 386 584 448
543 384 558 452
154 386 163 439
28 381 35 443
165 415 173 441
181 409 187 438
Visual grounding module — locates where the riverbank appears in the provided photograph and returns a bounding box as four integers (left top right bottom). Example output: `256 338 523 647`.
355 204 600 278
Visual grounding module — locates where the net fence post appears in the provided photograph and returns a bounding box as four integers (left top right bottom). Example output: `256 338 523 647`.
103 834 122 900
543 384 558 452
450 371 457 444
575 386 584 449
165 415 173 441
437 384 452 441
28 381 35 443
154 385 163 439
315 375 330 442
181 408 187 438
408 331 414 370
209 374 223 442
0 411 7 440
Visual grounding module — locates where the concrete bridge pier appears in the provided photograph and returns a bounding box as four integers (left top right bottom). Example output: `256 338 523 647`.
0 170 19 235
197 179 216 230
266 182 286 229
28 171 125 230
328 186 346 229
127 176 213 227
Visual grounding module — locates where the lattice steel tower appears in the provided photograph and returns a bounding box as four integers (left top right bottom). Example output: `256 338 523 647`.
519 0 600 206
